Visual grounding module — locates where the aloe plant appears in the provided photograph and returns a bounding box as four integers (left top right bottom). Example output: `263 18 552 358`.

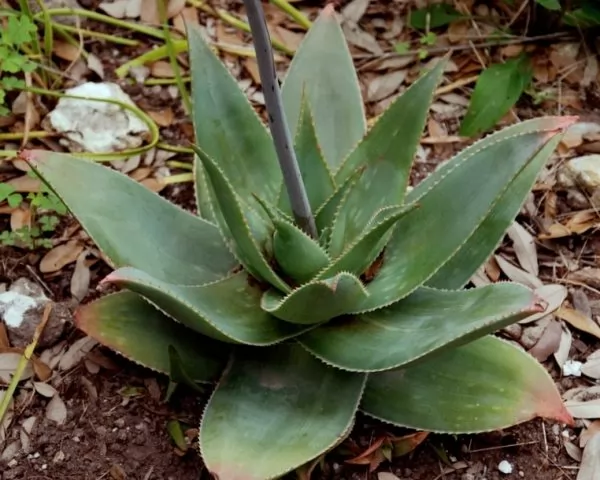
23 5 576 479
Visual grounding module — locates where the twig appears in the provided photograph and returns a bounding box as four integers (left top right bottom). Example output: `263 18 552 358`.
354 32 573 61
241 0 317 238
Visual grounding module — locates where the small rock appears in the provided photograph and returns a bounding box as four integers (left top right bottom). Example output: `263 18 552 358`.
46 82 151 154
563 359 583 377
520 317 551 349
0 278 71 349
558 154 600 190
502 323 522 340
498 460 513 474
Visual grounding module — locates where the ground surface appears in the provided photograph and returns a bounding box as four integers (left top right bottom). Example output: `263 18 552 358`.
1 0 600 479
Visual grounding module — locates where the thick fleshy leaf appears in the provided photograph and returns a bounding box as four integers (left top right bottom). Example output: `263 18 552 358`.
278 99 335 216
255 195 330 284
200 343 366 480
315 166 364 245
300 283 544 372
327 61 444 255
187 24 280 204
426 135 562 289
318 204 416 279
194 146 289 293
75 291 227 382
281 5 366 169
272 217 330 285
361 335 574 433
24 150 236 284
103 267 308 345
261 272 369 324
357 117 575 312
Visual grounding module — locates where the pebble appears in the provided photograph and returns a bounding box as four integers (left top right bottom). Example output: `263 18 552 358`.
498 460 513 474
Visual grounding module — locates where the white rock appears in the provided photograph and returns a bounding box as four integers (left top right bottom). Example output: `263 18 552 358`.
0 278 70 349
47 82 150 154
563 359 583 377
498 460 513 474
558 155 600 190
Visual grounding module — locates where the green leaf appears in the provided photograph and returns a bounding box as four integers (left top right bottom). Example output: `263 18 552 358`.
278 98 335 216
409 4 465 29
361 336 573 433
256 199 330 284
282 5 366 170
564 3 600 28
317 204 416 279
261 272 369 324
200 343 366 480
75 291 227 382
5 16 37 46
103 267 309 345
300 283 543 372
24 150 236 284
0 183 16 202
187 24 280 205
535 0 561 10
329 59 445 255
315 166 364 244
460 54 533 137
426 134 562 289
167 345 205 397
358 118 574 312
194 146 289 293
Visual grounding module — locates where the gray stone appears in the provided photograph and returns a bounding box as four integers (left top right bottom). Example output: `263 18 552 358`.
0 278 71 349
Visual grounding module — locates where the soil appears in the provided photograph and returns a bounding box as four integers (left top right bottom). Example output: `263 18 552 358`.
2 0 600 478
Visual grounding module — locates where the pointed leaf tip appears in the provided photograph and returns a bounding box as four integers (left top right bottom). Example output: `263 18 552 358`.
323 3 336 15
18 149 42 165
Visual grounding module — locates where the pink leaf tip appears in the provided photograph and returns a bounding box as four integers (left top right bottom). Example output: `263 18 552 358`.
323 3 337 16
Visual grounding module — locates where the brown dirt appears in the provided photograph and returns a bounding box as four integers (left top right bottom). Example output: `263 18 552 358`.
3 0 600 478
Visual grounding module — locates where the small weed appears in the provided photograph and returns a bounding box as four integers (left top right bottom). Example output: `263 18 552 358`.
0 171 67 249
0 9 38 116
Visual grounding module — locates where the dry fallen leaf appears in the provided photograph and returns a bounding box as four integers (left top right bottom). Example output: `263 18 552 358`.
87 53 105 79
34 381 57 398
150 60 175 78
581 421 600 448
98 0 142 18
582 350 600 379
10 207 31 231
539 211 600 239
377 473 401 480
528 318 562 362
519 284 567 324
147 108 175 127
40 239 84 273
577 431 600 479
52 40 82 62
70 250 91 302
556 307 600 340
7 175 40 192
45 394 67 425
0 352 33 383
566 398 600 419
506 221 539 276
58 336 98 371
366 70 406 102
554 324 572 370
494 254 543 289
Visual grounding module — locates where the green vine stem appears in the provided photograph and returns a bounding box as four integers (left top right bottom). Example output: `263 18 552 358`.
22 87 160 161
269 0 311 29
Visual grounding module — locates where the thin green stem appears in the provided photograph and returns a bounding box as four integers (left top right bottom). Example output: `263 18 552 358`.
269 0 311 29
242 0 317 238
186 0 294 55
34 8 167 39
158 0 191 113
25 87 160 161
162 172 193 184
52 23 140 46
